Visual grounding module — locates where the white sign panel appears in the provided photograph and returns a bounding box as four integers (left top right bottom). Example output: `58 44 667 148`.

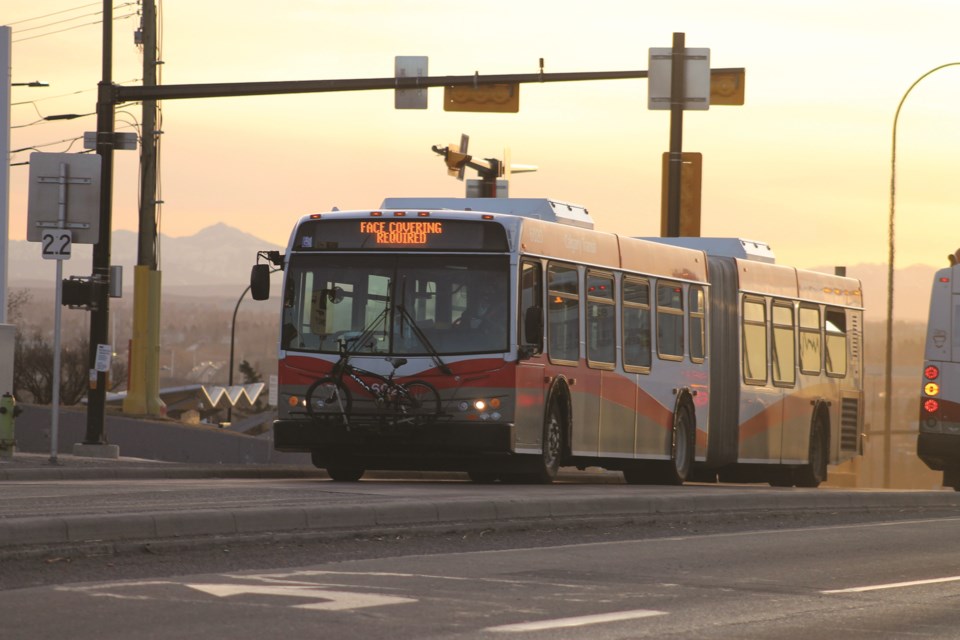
395 56 428 109
40 229 72 260
94 343 112 373
26 152 101 244
648 47 711 111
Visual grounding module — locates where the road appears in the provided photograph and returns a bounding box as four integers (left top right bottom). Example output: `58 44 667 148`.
2 506 960 639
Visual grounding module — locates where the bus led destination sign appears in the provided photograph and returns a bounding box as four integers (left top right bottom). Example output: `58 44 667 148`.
295 217 508 252
360 220 443 245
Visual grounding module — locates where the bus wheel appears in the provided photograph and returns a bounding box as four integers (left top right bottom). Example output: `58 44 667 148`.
795 418 828 488
326 467 365 482
664 405 694 485
522 400 563 484
624 405 693 485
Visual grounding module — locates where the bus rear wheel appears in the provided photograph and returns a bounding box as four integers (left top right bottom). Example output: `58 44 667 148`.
623 405 694 485
795 417 828 488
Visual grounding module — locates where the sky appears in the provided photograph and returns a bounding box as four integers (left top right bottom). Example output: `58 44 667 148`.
7 0 960 272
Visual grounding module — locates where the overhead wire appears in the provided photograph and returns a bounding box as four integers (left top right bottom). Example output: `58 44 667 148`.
13 6 140 43
7 2 101 26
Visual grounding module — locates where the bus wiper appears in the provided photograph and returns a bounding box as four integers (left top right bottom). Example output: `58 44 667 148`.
397 278 453 376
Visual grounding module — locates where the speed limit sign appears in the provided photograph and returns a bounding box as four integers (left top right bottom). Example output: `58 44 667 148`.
41 229 72 260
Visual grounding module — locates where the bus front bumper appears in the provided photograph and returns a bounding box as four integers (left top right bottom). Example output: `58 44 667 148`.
917 431 960 471
273 418 517 471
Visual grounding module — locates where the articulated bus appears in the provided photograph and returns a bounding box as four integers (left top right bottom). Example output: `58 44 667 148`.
250 197 864 485
919 251 960 489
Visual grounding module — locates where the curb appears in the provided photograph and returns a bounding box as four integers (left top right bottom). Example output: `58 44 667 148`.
2 489 958 553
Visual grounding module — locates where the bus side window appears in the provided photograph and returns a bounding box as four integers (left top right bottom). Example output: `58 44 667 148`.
656 281 684 361
622 278 651 371
547 263 580 364
799 305 822 374
824 307 847 377
742 297 767 384
771 301 796 386
586 271 615 367
689 285 706 363
520 261 543 354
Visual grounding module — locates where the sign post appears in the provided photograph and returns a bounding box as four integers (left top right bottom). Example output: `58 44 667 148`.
27 153 101 463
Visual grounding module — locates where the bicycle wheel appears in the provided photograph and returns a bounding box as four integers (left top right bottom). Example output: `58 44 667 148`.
396 380 441 417
305 377 352 420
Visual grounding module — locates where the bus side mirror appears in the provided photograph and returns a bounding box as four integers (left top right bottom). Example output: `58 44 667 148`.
523 306 543 348
250 264 271 301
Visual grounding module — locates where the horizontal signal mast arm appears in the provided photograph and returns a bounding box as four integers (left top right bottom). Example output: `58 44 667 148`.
112 68 742 103
113 70 656 102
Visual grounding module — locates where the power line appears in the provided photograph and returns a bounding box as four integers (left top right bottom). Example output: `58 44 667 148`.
13 10 139 44
7 2 101 26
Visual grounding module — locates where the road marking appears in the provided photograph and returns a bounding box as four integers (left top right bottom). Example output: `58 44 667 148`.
185 583 416 610
822 575 960 594
485 609 666 632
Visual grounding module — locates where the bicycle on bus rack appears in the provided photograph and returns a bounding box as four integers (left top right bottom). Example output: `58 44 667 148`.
304 343 441 427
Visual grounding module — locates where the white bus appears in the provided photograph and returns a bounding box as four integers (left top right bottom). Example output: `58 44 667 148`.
918 252 960 489
250 197 864 485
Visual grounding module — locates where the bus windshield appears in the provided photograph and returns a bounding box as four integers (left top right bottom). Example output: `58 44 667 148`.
282 254 510 356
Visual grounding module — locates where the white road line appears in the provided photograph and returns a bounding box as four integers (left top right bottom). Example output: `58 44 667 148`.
822 575 960 594
485 609 666 632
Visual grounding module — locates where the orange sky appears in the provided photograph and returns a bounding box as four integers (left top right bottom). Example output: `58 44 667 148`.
8 1 960 270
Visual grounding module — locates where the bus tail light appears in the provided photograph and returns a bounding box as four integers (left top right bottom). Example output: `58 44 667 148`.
925 365 940 380
924 398 940 414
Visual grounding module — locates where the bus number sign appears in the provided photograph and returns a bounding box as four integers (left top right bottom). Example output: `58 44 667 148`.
360 220 443 246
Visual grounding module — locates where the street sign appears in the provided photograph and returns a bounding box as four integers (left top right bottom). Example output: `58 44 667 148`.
710 69 745 106
648 47 710 110
444 83 520 112
395 56 428 109
40 229 72 260
26 152 101 244
661 152 702 236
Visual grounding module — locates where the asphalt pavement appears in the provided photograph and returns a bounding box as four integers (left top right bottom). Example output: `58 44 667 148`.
3 449 960 557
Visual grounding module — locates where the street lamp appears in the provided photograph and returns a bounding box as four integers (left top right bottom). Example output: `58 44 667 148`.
226 284 252 425
884 62 960 488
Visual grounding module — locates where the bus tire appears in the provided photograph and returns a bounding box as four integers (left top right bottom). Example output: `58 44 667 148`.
624 404 694 485
305 377 352 420
520 398 564 484
664 403 694 485
326 467 365 482
795 416 828 488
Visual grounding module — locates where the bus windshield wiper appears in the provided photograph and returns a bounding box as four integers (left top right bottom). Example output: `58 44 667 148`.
397 278 453 376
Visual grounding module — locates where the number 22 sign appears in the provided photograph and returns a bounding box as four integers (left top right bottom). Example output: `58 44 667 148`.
41 230 72 260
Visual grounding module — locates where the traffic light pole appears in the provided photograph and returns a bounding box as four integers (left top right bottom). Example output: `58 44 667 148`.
666 32 686 238
85 0 115 446
87 25 742 446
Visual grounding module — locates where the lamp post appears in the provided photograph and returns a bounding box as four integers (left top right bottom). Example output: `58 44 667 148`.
884 62 960 488
226 284 251 425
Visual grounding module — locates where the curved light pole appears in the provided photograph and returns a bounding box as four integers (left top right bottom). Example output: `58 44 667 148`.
226 284 251 425
884 62 960 487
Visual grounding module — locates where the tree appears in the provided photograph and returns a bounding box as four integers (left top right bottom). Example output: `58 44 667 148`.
239 359 263 384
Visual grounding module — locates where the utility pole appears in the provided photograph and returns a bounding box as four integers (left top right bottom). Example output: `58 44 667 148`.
81 0 116 450
124 0 164 415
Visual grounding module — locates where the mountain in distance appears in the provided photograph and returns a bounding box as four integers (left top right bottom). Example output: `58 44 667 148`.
8 222 283 299
6 223 939 320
